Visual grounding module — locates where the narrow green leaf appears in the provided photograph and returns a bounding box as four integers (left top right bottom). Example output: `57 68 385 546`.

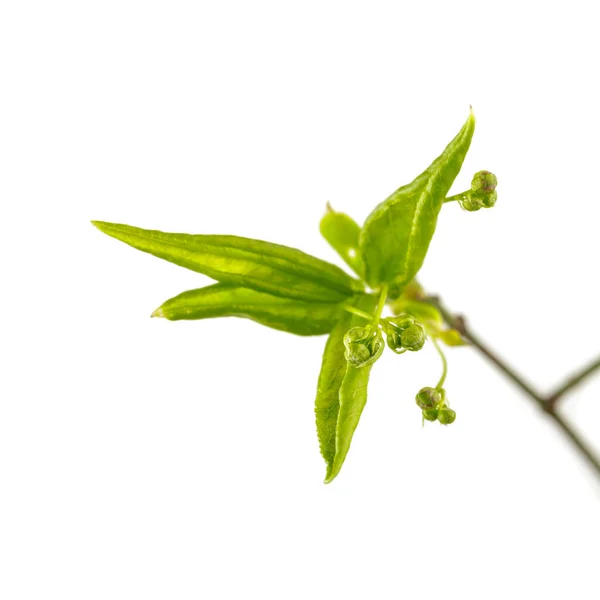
153 283 351 336
319 205 364 277
315 295 377 483
315 311 353 469
325 360 373 483
359 110 476 291
92 221 361 303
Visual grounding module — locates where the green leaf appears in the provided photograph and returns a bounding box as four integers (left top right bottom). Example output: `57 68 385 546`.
92 221 361 303
391 299 444 325
359 110 476 291
315 311 353 470
315 295 377 483
437 328 467 347
325 359 373 483
319 205 364 277
153 283 352 336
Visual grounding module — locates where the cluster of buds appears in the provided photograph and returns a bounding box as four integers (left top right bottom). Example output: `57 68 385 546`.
343 313 426 368
459 170 498 212
343 326 385 368
415 386 456 425
381 315 426 354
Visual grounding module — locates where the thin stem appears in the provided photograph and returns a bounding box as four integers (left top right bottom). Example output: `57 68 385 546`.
343 305 374 321
444 192 468 204
425 295 600 481
371 284 389 329
343 285 389 326
426 297 542 403
458 322 543 407
547 412 600 475
432 337 448 390
546 355 600 409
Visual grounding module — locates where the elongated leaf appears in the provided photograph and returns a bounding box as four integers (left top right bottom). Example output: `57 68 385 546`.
315 311 353 469
92 221 361 303
153 283 352 336
359 110 476 291
319 205 364 277
315 295 377 482
325 360 373 483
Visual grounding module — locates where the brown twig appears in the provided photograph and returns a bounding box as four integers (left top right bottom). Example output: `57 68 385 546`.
425 296 600 480
546 355 600 410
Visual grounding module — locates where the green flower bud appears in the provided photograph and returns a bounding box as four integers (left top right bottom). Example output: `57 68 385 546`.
422 408 439 422
344 326 368 345
382 315 425 353
343 326 384 368
438 387 448 405
400 324 426 351
438 408 456 425
348 343 371 365
459 171 498 211
471 170 498 194
392 315 416 330
479 189 497 208
415 387 443 410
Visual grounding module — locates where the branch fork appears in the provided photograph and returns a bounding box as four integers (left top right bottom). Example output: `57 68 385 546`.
425 295 600 479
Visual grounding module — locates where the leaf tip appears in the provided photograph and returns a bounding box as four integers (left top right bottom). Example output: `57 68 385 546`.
91 220 111 233
323 465 338 484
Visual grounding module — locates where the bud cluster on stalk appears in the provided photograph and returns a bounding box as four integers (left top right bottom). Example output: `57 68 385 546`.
459 170 498 212
415 386 456 425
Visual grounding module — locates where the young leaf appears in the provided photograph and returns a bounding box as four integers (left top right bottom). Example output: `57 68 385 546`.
391 299 444 325
436 328 466 347
92 221 361 303
315 311 353 470
315 295 377 483
324 359 373 483
320 205 364 277
153 283 353 336
359 110 476 292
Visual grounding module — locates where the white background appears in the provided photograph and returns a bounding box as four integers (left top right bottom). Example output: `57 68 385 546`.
1 1 599 598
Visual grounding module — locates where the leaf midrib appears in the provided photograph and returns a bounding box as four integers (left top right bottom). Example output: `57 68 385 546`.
100 223 357 299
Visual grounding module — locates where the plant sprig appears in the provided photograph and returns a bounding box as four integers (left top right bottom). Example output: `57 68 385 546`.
93 109 501 483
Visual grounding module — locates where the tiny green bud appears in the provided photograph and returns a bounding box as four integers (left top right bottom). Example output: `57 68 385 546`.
459 195 481 211
400 323 426 351
349 343 371 364
344 326 384 368
382 315 425 353
344 326 368 345
422 408 439 422
415 387 442 409
393 315 416 330
471 170 498 194
385 331 403 352
459 170 498 211
438 408 456 425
